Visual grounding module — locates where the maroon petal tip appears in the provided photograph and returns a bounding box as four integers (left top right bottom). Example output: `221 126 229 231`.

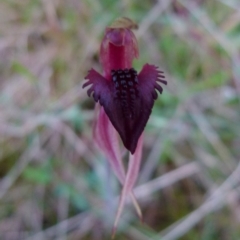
82 69 112 103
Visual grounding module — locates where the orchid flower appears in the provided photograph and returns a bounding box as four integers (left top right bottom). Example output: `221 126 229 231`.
83 17 167 236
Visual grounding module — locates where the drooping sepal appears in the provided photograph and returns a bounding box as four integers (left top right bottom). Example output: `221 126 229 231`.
94 107 142 223
112 134 143 238
94 107 125 183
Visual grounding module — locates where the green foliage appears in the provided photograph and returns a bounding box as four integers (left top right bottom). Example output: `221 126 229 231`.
23 165 52 185
11 61 37 83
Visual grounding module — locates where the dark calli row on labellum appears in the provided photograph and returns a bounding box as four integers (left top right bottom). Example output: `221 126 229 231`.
83 17 167 236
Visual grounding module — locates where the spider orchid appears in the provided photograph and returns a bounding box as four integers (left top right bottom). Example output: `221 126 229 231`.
83 17 166 236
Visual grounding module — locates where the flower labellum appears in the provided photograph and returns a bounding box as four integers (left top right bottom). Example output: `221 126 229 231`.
83 17 167 236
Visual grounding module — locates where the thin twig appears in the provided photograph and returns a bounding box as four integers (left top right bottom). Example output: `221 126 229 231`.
0 135 49 200
135 162 200 200
188 102 235 170
160 162 240 240
25 212 95 240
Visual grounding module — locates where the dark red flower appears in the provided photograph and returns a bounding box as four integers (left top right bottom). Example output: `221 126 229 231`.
83 18 167 236
83 20 166 154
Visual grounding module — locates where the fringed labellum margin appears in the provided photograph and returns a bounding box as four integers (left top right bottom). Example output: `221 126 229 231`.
83 64 166 153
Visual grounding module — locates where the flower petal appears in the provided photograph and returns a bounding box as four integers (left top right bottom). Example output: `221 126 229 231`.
83 69 114 103
94 106 125 182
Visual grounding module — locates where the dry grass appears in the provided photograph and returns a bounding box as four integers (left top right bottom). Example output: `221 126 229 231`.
0 0 240 239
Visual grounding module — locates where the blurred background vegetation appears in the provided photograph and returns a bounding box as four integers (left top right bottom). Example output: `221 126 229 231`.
0 0 240 239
